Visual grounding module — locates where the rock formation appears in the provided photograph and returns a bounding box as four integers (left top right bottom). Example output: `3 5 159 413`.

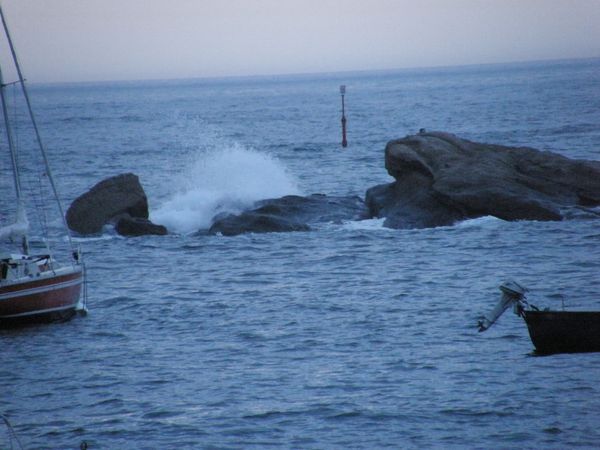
366 131 600 229
209 194 369 236
114 216 167 237
209 212 310 236
67 133 600 237
66 173 167 236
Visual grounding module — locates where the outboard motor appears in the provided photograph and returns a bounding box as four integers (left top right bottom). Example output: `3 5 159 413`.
478 281 528 332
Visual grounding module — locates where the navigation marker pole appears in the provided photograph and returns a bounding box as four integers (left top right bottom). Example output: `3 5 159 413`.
340 85 347 148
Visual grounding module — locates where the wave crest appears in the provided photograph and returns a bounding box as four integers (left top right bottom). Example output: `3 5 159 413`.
151 143 300 234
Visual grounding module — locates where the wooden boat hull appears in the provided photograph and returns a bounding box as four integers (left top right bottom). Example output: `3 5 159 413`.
0 267 83 327
523 310 600 354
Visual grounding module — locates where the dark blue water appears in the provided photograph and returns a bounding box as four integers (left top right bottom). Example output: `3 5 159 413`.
2 58 600 449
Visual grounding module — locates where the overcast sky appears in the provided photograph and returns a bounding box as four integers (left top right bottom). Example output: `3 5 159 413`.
1 0 600 83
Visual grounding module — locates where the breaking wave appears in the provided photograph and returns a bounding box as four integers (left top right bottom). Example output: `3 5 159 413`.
151 143 300 234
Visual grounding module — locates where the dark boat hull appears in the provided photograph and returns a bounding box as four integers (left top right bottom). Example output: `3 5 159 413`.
0 268 83 327
523 310 600 354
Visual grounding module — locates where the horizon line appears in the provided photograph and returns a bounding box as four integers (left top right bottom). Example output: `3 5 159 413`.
29 55 600 87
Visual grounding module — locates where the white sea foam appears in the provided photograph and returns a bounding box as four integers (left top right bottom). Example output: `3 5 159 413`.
71 234 122 243
339 217 389 231
454 215 505 229
151 143 301 234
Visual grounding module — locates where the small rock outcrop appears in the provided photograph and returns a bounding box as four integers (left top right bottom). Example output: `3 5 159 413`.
366 132 600 229
209 213 310 236
114 216 168 237
209 194 369 236
66 173 167 236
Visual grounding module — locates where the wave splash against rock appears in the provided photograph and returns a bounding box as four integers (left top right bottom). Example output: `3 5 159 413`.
66 132 600 236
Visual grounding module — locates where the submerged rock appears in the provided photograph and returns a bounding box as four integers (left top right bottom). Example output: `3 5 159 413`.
209 194 369 236
366 131 600 229
209 213 310 236
66 173 167 236
253 194 369 224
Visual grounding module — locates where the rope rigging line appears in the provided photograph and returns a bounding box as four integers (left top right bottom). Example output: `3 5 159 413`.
0 4 76 256
9 83 53 251
1 413 25 450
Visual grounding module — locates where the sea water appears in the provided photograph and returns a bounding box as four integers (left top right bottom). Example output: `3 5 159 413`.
2 58 600 449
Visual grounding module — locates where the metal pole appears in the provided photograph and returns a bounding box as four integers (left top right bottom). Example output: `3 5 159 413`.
340 85 347 148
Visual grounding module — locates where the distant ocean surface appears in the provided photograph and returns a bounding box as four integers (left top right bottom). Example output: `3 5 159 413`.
2 58 600 449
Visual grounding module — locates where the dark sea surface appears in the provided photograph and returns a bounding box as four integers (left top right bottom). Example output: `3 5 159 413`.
2 58 600 449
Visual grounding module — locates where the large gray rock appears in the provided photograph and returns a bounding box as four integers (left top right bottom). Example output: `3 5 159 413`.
66 173 163 235
366 132 600 229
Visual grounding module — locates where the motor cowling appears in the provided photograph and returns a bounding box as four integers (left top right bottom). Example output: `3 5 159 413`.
478 281 528 332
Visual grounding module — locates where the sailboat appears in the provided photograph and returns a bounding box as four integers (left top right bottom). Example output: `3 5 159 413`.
0 6 86 326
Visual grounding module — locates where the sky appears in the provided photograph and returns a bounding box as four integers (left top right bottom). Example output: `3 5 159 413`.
1 0 599 83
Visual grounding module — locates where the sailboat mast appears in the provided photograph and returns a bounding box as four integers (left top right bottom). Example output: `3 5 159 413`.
0 5 75 253
0 58 21 199
0 37 29 254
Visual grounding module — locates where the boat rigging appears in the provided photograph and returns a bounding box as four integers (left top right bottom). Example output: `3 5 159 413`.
0 5 86 326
